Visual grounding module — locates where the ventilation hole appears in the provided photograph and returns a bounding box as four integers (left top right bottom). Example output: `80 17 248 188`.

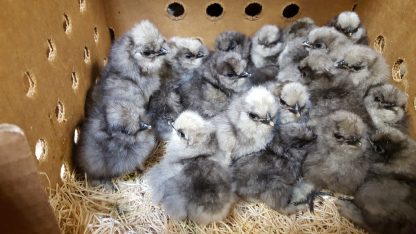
60 164 66 180
35 139 47 160
206 3 223 18
374 35 385 54
24 71 36 97
167 2 185 19
352 3 358 11
93 26 99 42
245 2 262 18
282 3 300 19
55 101 65 123
79 0 86 12
392 58 407 82
108 27 115 43
103 57 108 66
63 14 72 34
74 127 80 144
84 46 90 64
71 72 79 90
47 39 57 61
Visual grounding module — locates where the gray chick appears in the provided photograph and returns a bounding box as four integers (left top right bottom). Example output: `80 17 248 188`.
303 110 370 196
334 44 389 95
336 127 416 233
75 20 167 186
232 122 316 214
215 31 252 60
364 84 408 133
179 51 251 118
327 11 368 45
278 82 311 124
248 25 283 85
216 86 277 160
147 111 234 224
148 37 208 140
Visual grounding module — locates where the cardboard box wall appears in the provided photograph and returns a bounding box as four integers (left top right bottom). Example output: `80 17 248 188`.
0 0 415 232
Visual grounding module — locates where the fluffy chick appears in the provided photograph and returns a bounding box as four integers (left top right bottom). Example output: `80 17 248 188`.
149 37 208 140
303 26 352 57
303 110 370 195
75 20 167 186
278 82 311 124
335 44 389 94
232 122 316 214
179 51 251 118
215 31 252 59
281 17 316 42
216 86 277 160
327 11 368 45
364 84 408 133
147 111 234 224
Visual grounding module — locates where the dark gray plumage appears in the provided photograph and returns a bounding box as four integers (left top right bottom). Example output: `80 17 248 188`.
148 37 208 140
179 51 251 118
364 84 408 133
216 86 278 160
147 111 234 224
75 20 167 186
232 122 316 214
303 110 370 195
215 31 252 60
327 11 368 45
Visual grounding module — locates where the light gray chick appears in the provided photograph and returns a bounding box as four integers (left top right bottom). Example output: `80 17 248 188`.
75 20 167 186
232 122 316 214
336 127 416 234
327 11 368 45
148 37 208 140
278 82 311 124
216 86 277 160
179 51 251 118
302 110 370 196
147 111 234 225
364 84 408 133
248 25 283 85
215 31 252 60
335 44 389 95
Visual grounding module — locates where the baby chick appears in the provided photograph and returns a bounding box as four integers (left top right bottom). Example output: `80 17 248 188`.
215 31 252 59
278 82 311 124
216 86 277 160
302 26 351 58
75 20 167 186
327 11 368 45
147 111 234 225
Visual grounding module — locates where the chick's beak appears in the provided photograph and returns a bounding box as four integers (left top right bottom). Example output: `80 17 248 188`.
302 41 312 48
238 71 251 78
139 122 152 130
335 60 348 69
294 104 301 118
157 47 168 56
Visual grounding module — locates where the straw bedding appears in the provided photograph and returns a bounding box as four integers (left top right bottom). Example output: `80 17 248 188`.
48 144 366 234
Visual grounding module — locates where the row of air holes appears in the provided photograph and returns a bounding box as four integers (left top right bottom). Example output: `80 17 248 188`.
167 2 300 20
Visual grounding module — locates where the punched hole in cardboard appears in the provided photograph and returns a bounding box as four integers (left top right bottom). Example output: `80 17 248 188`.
55 101 65 123
282 3 300 19
35 139 47 161
93 26 99 43
84 46 90 64
108 27 115 43
167 2 185 19
47 39 57 61
392 58 407 82
374 35 385 54
71 72 79 90
74 127 80 144
24 71 36 97
60 164 67 180
63 14 72 34
245 2 262 19
206 3 223 19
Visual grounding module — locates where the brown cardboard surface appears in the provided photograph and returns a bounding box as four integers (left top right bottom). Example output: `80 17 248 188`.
0 0 111 187
357 0 416 138
0 124 59 234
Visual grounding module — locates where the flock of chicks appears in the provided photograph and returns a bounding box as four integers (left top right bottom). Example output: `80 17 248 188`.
74 11 416 233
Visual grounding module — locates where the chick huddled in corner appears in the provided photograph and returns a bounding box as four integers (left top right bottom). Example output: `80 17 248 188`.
75 10 415 230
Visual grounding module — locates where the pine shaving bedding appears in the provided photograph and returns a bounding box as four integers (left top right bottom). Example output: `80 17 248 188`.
48 146 366 234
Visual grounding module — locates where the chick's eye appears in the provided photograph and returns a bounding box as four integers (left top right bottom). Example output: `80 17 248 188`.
352 64 363 71
314 43 324 49
248 112 259 119
374 96 382 102
185 53 193 59
334 133 343 140
226 72 235 77
280 98 288 106
177 129 186 139
142 50 152 56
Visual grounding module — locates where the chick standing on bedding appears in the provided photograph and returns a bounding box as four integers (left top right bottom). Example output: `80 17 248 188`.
75 20 167 186
147 111 234 225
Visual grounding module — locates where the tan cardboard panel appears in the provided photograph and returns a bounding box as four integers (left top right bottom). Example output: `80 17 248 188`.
0 124 59 233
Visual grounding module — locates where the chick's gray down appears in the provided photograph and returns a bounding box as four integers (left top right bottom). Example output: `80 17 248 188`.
326 11 368 45
75 20 167 186
147 111 234 225
215 31 252 59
